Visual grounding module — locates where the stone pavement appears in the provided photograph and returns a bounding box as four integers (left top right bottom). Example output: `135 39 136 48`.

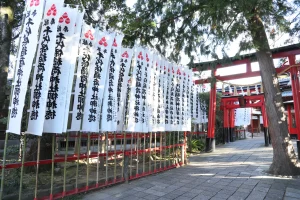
82 134 300 200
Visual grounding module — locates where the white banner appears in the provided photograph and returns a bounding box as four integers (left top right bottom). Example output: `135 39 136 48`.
81 31 115 132
101 34 124 132
141 50 153 133
8 0 45 134
62 9 84 132
127 47 145 132
148 56 159 132
70 23 95 131
116 48 134 132
174 65 181 131
27 0 64 136
156 59 165 131
234 108 252 126
43 7 78 133
185 69 193 131
180 67 187 131
164 62 172 131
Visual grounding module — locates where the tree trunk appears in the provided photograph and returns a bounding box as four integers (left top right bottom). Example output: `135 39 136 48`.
0 13 10 113
247 12 300 175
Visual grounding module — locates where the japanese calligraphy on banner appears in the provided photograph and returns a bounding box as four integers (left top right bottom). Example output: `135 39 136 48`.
62 9 85 132
156 59 165 131
101 34 124 132
141 50 153 133
81 31 115 132
148 55 158 132
8 0 45 134
27 0 65 136
185 69 192 131
127 47 145 132
174 65 181 131
70 23 95 132
164 62 172 131
44 6 78 133
180 67 187 131
116 48 134 132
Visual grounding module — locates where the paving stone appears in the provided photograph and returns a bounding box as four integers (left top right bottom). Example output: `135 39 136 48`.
81 134 300 200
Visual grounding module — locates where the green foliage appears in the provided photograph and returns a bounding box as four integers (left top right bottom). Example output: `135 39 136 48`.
189 138 205 152
122 0 300 64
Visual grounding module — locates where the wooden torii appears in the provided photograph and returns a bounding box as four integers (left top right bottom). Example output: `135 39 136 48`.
192 44 300 153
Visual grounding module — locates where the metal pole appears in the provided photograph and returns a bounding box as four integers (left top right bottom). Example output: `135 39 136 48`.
105 132 108 184
143 133 145 174
136 133 139 176
86 133 91 189
114 133 117 182
122 132 126 180
63 133 69 196
96 133 100 186
177 131 180 164
164 132 166 169
0 132 9 199
149 132 152 173
50 135 55 199
168 132 171 167
130 132 133 178
154 132 157 172
34 136 41 200
159 132 162 170
18 134 26 200
75 132 82 192
172 131 175 165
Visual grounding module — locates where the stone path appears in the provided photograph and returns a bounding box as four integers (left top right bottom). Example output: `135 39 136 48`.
82 134 300 200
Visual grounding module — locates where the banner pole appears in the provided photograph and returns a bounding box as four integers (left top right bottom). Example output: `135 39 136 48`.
18 134 26 200
96 133 100 187
34 136 41 200
63 132 69 196
105 132 108 184
154 132 157 172
129 132 133 178
143 132 146 174
113 133 117 182
159 132 162 170
86 132 90 190
50 134 55 200
75 131 82 192
149 132 152 173
121 131 126 180
0 132 9 199
169 132 171 167
136 132 139 177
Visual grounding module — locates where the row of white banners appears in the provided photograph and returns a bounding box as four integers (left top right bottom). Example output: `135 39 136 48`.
8 0 209 136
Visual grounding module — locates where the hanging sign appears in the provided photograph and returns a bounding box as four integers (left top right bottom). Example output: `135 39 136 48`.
116 48 134 132
101 34 124 132
81 31 115 132
156 59 166 132
8 0 45 134
164 62 172 131
27 0 64 136
43 7 78 133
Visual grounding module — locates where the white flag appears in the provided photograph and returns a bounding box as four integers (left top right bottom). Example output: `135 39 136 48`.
101 34 124 132
27 0 64 136
63 9 85 132
156 58 165 132
81 31 115 132
127 47 146 132
8 0 45 134
43 7 78 133
69 22 96 132
116 48 134 132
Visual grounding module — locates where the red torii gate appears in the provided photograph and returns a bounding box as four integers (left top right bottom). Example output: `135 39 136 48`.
192 44 300 153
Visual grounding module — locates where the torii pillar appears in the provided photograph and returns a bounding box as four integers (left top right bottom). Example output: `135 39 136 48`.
206 70 217 152
289 55 300 158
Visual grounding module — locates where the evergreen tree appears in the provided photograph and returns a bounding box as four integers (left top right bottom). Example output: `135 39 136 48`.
121 0 300 175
